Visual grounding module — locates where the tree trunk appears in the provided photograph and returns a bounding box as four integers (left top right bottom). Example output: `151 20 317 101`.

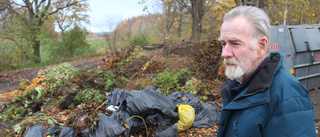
163 39 170 56
165 3 170 38
164 0 178 38
113 30 117 54
177 2 184 38
236 0 260 7
165 16 170 38
33 40 41 63
190 0 204 41
28 5 41 63
30 21 42 63
190 15 202 41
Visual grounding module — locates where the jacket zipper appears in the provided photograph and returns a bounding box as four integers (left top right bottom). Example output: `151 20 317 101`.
229 120 238 137
226 89 264 137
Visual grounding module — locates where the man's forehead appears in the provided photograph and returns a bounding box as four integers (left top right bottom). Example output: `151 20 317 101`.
219 16 254 42
218 37 239 42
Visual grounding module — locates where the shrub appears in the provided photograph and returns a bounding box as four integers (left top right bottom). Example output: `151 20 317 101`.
2 87 48 121
75 88 103 103
1 106 26 121
47 27 94 60
183 77 202 95
23 87 47 102
131 34 149 48
96 70 116 90
152 70 179 95
152 69 192 95
176 68 192 86
19 79 31 90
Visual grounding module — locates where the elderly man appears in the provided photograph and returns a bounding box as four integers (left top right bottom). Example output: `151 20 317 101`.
217 6 316 136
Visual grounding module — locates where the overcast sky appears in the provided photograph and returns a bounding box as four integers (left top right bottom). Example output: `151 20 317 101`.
83 0 161 33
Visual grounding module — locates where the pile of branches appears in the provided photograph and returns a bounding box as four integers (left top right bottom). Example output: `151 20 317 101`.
193 40 227 81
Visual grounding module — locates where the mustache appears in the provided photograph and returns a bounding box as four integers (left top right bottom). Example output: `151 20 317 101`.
224 58 240 66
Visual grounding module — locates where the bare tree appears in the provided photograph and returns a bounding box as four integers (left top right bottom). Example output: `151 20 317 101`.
176 0 187 38
163 0 179 38
102 15 122 55
235 0 260 6
178 0 214 41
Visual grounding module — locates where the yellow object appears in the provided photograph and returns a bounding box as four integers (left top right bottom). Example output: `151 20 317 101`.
290 68 296 76
0 90 23 101
174 104 195 132
25 75 48 91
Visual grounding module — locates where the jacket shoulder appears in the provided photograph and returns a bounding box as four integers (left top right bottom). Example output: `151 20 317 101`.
271 67 309 99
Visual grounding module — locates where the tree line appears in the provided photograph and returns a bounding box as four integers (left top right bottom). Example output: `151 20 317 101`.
0 0 89 65
0 0 319 68
104 0 319 53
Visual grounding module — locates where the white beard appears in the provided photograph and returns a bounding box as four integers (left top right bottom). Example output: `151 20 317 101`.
224 58 245 80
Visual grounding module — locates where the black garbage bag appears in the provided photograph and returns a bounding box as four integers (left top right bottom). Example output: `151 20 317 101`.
191 103 219 128
167 91 203 113
114 110 177 136
82 112 126 137
112 108 145 137
80 127 91 137
167 91 219 128
145 112 177 128
105 86 179 136
126 86 178 118
59 127 76 137
24 124 45 137
44 124 60 136
24 124 76 137
107 88 130 107
155 125 179 137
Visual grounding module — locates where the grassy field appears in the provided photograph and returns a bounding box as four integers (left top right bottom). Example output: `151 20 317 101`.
0 37 108 73
87 37 108 55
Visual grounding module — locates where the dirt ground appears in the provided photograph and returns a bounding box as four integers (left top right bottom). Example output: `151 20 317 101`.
310 90 320 126
0 52 319 136
0 56 106 93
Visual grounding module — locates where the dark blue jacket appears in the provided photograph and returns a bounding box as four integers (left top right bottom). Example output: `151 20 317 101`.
217 53 316 137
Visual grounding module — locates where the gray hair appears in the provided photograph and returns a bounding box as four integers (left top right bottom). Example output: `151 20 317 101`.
224 6 270 51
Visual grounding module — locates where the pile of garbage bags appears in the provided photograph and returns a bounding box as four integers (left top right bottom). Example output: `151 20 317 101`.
24 86 219 137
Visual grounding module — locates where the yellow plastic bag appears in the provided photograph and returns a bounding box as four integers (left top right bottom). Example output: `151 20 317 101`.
174 104 195 132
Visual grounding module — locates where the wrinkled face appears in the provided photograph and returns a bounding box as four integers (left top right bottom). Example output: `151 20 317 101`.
219 16 261 82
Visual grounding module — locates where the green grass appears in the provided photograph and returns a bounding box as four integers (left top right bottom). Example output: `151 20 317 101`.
0 38 107 73
0 53 105 73
88 41 108 54
0 58 69 72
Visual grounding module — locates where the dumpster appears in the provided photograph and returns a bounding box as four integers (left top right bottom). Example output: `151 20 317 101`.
270 24 320 90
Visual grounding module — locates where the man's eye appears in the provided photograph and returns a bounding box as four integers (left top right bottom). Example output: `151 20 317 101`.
232 43 240 46
221 43 226 47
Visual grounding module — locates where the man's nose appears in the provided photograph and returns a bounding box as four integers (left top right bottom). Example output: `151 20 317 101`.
221 44 233 58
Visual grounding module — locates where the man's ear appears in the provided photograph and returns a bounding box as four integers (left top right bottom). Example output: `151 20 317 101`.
257 36 268 59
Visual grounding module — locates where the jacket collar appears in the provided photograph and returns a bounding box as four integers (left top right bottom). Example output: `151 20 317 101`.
221 53 282 99
246 53 281 95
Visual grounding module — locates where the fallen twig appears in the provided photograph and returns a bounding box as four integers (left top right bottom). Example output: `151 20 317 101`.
124 115 149 137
